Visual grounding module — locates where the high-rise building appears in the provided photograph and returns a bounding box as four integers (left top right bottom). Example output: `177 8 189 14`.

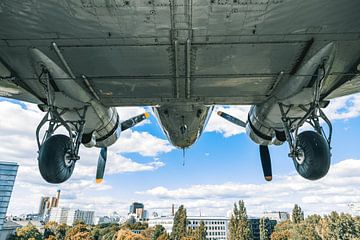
38 189 61 221
67 210 94 226
129 202 144 214
0 162 18 231
38 197 50 217
48 207 70 224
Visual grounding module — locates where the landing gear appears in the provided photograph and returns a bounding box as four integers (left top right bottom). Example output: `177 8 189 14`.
279 89 332 179
36 106 87 183
36 106 88 183
35 68 88 183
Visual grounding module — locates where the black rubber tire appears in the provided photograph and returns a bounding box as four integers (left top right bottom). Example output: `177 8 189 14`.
38 135 75 184
293 131 331 180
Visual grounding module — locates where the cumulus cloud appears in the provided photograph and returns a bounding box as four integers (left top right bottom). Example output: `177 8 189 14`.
138 159 360 217
205 105 250 137
323 93 360 120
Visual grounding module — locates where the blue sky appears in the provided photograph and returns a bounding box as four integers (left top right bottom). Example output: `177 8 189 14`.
1 94 360 218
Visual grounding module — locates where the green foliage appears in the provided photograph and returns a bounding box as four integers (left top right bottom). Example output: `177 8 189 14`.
292 204 304 224
13 224 43 240
153 225 166 240
259 217 270 240
228 200 252 240
64 223 93 240
92 223 119 240
272 211 360 240
171 205 187 240
56 224 69 240
192 221 206 240
122 222 148 230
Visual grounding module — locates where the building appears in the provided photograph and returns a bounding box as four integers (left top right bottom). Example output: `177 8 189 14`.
96 212 122 225
38 190 61 221
248 217 277 240
0 162 18 231
148 216 174 234
129 202 144 214
188 216 228 240
149 216 229 240
263 211 290 222
128 202 148 222
67 210 94 225
149 215 278 240
38 197 50 217
0 220 21 240
48 207 70 224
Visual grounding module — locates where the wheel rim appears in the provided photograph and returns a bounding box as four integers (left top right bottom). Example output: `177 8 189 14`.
64 152 74 167
295 147 305 165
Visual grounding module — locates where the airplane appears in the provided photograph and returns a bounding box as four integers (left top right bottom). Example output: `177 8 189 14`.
0 0 359 184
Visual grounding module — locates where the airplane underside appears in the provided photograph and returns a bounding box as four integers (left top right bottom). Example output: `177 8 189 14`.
0 0 360 183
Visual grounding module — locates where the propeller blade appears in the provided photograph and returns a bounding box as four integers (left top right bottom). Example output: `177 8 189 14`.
259 145 272 181
96 147 107 184
217 111 246 128
120 112 150 131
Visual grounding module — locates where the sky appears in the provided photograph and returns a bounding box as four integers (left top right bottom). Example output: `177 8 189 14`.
1 93 360 218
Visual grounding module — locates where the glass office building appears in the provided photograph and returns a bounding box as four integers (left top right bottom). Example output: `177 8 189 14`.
0 162 18 230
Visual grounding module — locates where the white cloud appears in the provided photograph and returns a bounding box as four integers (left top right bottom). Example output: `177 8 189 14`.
205 106 250 137
112 130 174 157
324 93 360 121
138 159 360 217
116 106 151 127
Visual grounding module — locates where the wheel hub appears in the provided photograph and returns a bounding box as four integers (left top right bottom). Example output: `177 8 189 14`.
295 148 305 165
64 153 74 167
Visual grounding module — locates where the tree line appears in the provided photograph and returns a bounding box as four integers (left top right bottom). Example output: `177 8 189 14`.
8 202 360 240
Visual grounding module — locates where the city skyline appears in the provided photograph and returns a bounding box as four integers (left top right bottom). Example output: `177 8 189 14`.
1 93 360 217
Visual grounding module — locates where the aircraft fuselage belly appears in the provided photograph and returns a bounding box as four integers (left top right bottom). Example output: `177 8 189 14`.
153 104 213 148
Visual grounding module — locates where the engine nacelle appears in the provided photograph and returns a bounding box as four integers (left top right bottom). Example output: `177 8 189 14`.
81 106 120 148
246 106 284 146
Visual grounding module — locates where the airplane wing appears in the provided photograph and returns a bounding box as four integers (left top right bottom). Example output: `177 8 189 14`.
0 0 360 106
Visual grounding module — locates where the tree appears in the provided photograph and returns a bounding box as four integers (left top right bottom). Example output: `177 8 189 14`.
171 205 187 240
114 229 146 240
228 200 252 240
65 223 93 240
153 225 166 240
14 225 43 240
56 223 69 240
193 221 206 240
46 236 59 240
292 204 304 224
259 218 270 240
157 233 169 240
270 220 292 240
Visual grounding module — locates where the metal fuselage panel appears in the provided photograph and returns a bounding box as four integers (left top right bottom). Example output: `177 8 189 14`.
1 0 360 106
153 104 213 148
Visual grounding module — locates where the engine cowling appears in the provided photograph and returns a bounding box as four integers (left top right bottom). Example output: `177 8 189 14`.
246 105 284 146
81 106 121 148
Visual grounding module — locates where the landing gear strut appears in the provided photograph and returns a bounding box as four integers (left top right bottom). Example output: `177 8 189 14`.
36 68 88 183
279 66 332 180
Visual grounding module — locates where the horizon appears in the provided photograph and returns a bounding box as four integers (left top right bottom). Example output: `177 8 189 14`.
1 93 360 218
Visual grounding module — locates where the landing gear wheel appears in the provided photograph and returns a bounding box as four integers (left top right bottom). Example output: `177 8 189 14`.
38 135 76 184
293 131 330 180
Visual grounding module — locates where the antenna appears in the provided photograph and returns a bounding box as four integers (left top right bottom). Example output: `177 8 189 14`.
182 148 186 166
